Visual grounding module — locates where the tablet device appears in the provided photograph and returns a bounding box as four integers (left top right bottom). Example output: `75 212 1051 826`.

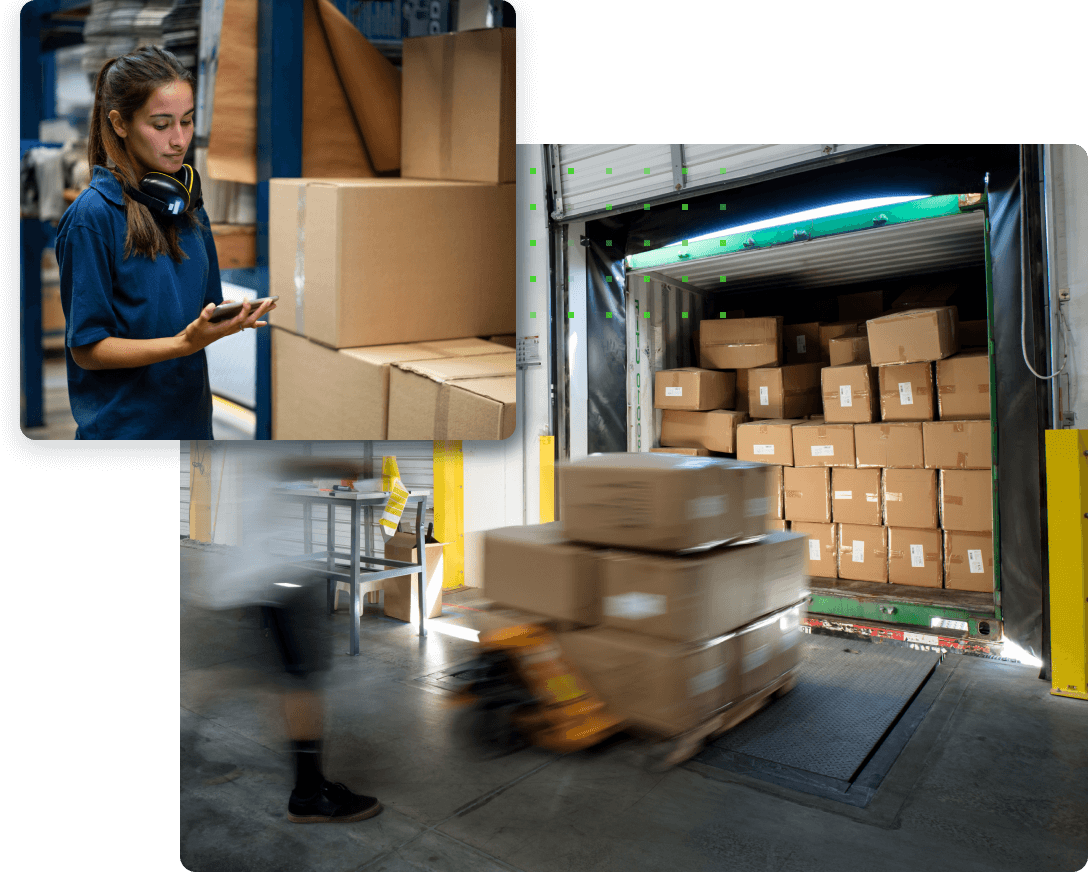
209 295 279 324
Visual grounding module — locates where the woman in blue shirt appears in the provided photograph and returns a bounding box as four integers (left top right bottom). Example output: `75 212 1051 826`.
57 45 275 439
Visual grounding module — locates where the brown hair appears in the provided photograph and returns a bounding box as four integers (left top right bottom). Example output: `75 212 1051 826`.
88 46 199 262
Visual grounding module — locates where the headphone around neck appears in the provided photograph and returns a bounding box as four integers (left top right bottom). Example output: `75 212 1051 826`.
125 163 203 218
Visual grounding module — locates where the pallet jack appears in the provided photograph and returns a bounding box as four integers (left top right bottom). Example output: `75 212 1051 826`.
448 622 626 757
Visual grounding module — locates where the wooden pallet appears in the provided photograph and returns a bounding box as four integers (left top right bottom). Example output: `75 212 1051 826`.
641 668 799 772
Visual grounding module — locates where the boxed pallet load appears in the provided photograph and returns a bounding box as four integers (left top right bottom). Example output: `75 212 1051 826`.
769 464 784 519
837 523 889 583
831 467 883 525
655 368 736 411
401 28 515 183
923 421 992 469
748 364 824 419
866 307 958 366
383 530 447 622
854 422 926 469
939 470 993 532
482 522 603 625
650 447 712 456
792 422 856 468
878 363 936 421
387 352 516 440
936 351 991 420
828 334 871 366
944 530 994 592
734 369 751 414
818 322 861 361
821 364 879 423
767 518 789 531
557 454 772 552
734 602 805 699
887 527 943 588
837 290 884 322
699 317 783 369
271 330 509 439
790 521 837 578
659 409 748 454
597 531 808 642
784 466 831 524
883 468 939 529
269 178 515 349
783 322 823 364
737 419 805 466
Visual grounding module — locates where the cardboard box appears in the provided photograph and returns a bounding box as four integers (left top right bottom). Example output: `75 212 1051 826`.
889 282 957 313
808 414 826 423
598 531 808 642
734 603 805 699
482 522 602 625
958 320 989 349
837 523 889 583
489 335 517 348
272 329 509 439
401 28 515 183
866 307 958 366
269 177 515 349
650 447 712 456
878 363 935 421
855 422 925 469
831 467 883 526
888 527 943 588
923 420 992 469
734 369 750 413
737 419 805 466
557 454 772 552
944 530 995 593
784 466 831 524
383 530 447 622
659 410 748 454
770 464 784 520
767 518 789 532
819 322 861 360
940 470 993 532
388 352 516 440
828 334 871 366
936 351 991 420
783 322 823 364
822 364 879 423
792 422 856 468
655 368 735 411
838 290 884 322
790 521 837 578
699 317 782 369
555 626 736 737
749 364 823 419
883 468 938 529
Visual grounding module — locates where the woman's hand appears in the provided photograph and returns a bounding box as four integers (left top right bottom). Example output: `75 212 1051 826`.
181 298 278 355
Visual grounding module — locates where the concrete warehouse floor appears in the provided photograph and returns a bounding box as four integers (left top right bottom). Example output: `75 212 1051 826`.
180 542 1088 872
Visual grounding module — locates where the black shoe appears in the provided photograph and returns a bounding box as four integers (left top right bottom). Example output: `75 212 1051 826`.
287 781 383 824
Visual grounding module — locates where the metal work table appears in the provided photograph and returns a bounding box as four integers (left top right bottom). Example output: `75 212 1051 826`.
275 488 431 654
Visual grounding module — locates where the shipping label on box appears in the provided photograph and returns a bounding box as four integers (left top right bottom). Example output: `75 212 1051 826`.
837 523 889 583
748 363 823 419
866 307 958 366
923 420 992 469
822 364 879 423
736 419 804 465
831 467 882 525
944 530 994 592
939 470 993 532
882 468 938 529
784 466 831 524
660 409 748 454
783 322 822 364
888 527 943 588
828 334 871 366
789 521 837 578
699 317 782 369
879 362 935 421
792 422 856 467
654 368 735 411
854 421 925 468
936 351 991 420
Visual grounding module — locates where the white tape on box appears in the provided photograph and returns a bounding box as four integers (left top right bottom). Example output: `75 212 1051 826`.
746 497 767 518
834 490 852 500
604 592 667 620
742 643 772 674
688 495 726 520
689 664 726 697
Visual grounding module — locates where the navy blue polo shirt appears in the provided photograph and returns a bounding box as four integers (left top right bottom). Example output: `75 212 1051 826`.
56 166 224 439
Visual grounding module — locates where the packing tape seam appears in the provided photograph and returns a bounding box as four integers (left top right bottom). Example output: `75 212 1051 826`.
439 39 454 178
434 383 451 440
294 185 306 335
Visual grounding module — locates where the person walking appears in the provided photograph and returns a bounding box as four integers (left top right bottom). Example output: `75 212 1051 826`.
56 45 275 439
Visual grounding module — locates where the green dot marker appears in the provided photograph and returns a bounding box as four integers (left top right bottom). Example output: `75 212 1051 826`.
720 275 727 282
606 168 612 174
682 240 688 246
682 168 688 175
530 239 536 246
644 204 651 210
568 311 574 319
720 204 727 210
682 276 689 282
643 276 650 282
530 203 537 210
530 311 537 319
720 239 727 247
720 312 727 318
720 168 727 174
530 275 536 282
643 239 650 246
644 168 651 174
530 168 536 174
606 275 612 282
682 311 689 319
606 311 612 318
567 168 574 174
606 204 613 210
606 239 612 246
644 311 650 318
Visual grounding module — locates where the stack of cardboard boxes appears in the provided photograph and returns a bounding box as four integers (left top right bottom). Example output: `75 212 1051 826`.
673 290 995 594
481 454 809 738
268 29 516 440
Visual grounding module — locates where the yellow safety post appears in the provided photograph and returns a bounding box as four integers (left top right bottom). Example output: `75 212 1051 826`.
539 436 555 523
433 441 465 590
189 441 213 542
1045 429 1088 700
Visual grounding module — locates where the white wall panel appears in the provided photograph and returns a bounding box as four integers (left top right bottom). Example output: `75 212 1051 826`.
1052 145 1088 427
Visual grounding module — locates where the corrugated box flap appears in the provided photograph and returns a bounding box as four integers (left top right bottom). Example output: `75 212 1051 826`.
395 352 516 381
449 375 517 404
